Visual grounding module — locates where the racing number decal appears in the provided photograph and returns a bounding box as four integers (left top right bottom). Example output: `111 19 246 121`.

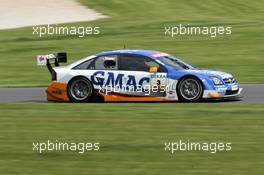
150 73 167 97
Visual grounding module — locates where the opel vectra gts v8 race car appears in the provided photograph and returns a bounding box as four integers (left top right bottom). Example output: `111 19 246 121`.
37 50 242 102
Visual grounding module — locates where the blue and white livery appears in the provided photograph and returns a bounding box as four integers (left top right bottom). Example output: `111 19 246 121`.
41 50 242 102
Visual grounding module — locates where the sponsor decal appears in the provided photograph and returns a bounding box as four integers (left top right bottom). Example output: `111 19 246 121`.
91 71 170 96
91 71 150 89
150 74 166 78
149 52 168 58
52 90 62 95
37 55 47 66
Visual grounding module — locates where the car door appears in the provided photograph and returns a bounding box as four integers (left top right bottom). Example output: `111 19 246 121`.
71 54 121 94
89 54 121 94
118 54 168 97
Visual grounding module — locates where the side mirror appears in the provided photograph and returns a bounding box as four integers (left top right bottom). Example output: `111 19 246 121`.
149 66 158 73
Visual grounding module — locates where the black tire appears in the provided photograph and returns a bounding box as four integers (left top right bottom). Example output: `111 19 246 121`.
67 77 94 102
177 76 203 102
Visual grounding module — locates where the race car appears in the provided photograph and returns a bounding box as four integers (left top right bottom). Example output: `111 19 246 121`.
37 50 242 102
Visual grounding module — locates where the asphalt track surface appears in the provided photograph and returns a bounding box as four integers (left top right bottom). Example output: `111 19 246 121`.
0 84 263 104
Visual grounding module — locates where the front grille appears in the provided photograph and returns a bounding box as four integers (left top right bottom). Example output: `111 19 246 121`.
225 89 239 95
223 77 236 84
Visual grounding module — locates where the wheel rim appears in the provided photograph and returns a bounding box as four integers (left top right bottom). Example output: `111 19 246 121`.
70 79 92 101
179 79 201 100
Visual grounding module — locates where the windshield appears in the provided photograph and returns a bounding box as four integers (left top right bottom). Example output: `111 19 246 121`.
158 55 194 70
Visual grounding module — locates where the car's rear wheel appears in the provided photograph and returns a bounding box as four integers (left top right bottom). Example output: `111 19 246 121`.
67 77 93 102
177 77 203 102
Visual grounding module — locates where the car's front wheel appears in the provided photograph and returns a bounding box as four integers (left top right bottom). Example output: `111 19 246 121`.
177 76 203 102
67 77 94 102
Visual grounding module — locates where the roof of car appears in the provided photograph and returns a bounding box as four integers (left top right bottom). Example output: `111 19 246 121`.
96 50 163 58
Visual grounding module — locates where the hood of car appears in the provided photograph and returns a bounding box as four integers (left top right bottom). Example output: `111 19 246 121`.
183 69 233 79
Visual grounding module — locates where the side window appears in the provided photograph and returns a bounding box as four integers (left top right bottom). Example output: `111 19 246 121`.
93 55 118 70
119 54 166 72
73 59 94 70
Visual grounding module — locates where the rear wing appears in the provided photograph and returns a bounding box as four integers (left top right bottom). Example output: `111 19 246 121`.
37 52 67 74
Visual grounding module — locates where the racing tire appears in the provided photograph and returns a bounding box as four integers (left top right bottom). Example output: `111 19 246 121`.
177 76 203 102
67 77 94 102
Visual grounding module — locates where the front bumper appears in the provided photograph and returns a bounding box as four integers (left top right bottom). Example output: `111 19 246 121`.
203 87 243 99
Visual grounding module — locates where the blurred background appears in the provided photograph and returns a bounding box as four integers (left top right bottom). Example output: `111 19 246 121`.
0 0 263 86
0 1 264 175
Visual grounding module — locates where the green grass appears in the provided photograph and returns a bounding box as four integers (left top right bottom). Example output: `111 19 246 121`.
0 103 263 175
1 2 263 174
0 0 263 86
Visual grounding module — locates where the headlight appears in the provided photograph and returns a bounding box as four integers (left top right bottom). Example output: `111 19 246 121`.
210 76 223 85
